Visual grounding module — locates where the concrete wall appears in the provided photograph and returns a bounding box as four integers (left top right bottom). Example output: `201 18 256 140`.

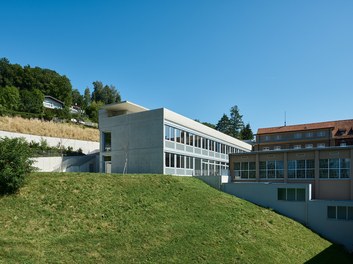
33 154 99 172
0 130 99 154
99 108 164 174
221 182 353 252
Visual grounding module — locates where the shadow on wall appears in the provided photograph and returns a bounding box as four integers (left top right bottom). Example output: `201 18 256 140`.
304 244 353 264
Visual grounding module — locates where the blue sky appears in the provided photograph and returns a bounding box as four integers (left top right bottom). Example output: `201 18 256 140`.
1 0 353 132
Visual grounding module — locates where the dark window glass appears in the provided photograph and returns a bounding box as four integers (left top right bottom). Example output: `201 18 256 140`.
287 188 296 201
327 206 336 219
348 207 353 220
297 189 306 201
278 188 286 200
337 206 347 220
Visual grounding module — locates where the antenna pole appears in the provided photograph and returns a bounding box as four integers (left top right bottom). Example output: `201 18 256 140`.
284 111 287 126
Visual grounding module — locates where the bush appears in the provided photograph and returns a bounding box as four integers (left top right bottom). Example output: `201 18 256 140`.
0 137 35 194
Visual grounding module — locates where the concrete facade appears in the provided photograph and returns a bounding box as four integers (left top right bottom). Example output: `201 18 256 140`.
99 101 252 175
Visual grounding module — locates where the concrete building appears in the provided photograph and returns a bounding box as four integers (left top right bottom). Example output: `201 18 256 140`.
99 101 252 175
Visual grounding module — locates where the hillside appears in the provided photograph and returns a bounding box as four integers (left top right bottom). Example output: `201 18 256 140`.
0 173 351 263
0 116 99 141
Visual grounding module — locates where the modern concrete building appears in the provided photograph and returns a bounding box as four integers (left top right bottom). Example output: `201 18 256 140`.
99 101 252 175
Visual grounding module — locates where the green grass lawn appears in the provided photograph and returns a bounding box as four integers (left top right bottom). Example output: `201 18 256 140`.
0 173 352 263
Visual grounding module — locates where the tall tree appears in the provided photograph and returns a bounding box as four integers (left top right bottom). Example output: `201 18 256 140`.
72 89 84 107
240 123 254 140
216 114 232 135
229 105 244 138
91 81 121 105
19 89 44 114
83 87 91 108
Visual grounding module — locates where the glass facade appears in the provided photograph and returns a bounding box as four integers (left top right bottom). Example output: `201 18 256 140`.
288 160 315 179
259 160 284 179
319 158 351 179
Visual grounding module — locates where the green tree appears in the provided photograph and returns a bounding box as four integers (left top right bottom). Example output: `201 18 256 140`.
0 137 35 194
216 114 233 135
83 87 91 109
85 101 104 123
19 89 44 114
72 89 84 107
240 123 254 140
202 122 216 129
0 86 20 111
229 105 244 138
91 81 121 105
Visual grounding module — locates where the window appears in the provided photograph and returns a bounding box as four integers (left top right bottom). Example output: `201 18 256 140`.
165 153 175 167
306 132 314 138
317 131 327 137
102 132 111 152
185 156 193 169
294 133 302 139
176 129 182 143
305 144 313 149
319 158 351 179
274 146 281 150
317 143 325 148
288 160 315 179
259 160 284 179
277 188 306 201
327 206 353 221
263 147 270 151
294 145 301 149
234 161 256 179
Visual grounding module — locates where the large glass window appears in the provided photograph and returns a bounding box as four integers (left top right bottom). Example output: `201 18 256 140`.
319 158 351 179
288 159 315 179
165 153 175 167
234 162 256 179
260 160 284 179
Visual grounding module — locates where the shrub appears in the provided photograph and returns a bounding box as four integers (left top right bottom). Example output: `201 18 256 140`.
0 137 35 194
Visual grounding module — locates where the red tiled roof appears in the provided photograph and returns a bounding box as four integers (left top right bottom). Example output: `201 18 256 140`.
257 119 353 137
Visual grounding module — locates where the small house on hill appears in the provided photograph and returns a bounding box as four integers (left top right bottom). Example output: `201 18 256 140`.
43 95 64 110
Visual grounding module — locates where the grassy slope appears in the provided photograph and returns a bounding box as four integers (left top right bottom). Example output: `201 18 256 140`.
0 116 99 141
0 173 352 263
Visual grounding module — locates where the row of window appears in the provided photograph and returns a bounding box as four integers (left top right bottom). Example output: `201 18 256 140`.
327 206 353 221
263 143 327 151
234 158 351 179
165 125 240 154
278 188 306 201
262 130 328 142
165 153 194 169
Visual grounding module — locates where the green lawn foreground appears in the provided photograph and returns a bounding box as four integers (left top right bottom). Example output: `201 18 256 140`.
0 173 352 263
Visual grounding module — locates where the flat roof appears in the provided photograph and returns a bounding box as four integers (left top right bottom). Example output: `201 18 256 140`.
103 101 149 113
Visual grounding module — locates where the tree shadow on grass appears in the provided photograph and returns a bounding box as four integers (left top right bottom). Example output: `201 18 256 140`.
305 244 353 264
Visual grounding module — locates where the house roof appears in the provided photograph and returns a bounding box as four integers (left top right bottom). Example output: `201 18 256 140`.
257 119 353 138
44 95 64 105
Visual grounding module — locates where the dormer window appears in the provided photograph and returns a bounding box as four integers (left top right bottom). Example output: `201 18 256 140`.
335 129 346 136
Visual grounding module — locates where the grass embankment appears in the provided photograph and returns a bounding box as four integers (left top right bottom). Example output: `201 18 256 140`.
0 116 99 141
0 173 352 263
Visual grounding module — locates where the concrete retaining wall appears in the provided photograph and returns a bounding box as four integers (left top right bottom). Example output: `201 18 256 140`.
221 182 353 252
0 130 99 154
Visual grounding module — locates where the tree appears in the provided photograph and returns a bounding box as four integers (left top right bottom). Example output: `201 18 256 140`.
216 114 232 135
240 123 254 140
83 87 91 109
229 105 244 138
91 81 121 105
85 101 104 123
20 89 44 114
72 89 84 107
0 86 20 111
0 137 35 194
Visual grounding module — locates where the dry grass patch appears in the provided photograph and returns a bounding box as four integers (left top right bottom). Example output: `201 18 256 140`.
0 116 99 141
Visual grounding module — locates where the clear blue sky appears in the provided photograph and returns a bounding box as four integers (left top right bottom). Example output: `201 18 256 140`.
2 0 353 133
